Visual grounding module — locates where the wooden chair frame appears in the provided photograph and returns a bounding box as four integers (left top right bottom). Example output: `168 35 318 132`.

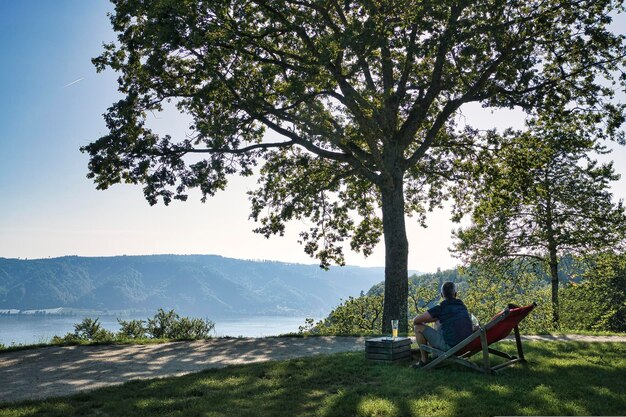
419 303 536 374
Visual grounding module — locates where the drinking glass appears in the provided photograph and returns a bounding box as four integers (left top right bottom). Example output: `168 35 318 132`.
391 320 399 338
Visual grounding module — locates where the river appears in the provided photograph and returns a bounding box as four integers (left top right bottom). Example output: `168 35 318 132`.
0 315 316 346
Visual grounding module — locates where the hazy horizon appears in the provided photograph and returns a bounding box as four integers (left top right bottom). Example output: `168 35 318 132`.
2 253 437 275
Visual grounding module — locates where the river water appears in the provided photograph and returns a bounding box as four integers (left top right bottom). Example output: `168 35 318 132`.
0 315 315 346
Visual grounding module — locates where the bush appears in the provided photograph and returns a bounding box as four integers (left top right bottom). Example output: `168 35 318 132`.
51 333 82 344
117 319 147 339
302 295 384 335
74 318 103 340
146 309 215 339
560 253 626 332
310 254 626 337
147 309 179 338
171 316 215 340
50 310 215 346
52 318 116 344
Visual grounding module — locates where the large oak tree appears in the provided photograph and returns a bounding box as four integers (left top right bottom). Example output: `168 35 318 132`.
84 0 626 332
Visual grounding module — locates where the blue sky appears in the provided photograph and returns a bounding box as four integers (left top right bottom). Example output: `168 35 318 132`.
1 1 625 272
0 2 111 194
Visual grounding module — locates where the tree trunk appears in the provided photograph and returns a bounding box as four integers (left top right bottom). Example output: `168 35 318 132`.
380 174 409 334
545 188 560 327
548 245 560 327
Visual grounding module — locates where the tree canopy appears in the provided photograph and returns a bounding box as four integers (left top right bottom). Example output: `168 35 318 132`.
84 0 626 332
453 114 626 324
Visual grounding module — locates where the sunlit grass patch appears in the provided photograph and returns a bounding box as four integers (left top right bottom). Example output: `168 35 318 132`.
356 396 400 417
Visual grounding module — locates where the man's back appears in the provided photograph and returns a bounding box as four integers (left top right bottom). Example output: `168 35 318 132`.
428 298 473 347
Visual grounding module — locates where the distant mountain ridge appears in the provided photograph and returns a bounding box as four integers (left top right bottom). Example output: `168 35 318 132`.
0 255 386 317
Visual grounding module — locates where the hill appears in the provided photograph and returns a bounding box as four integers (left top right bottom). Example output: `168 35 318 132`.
0 255 385 317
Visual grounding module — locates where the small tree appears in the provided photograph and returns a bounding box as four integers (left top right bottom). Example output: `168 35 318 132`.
84 0 626 332
453 116 626 325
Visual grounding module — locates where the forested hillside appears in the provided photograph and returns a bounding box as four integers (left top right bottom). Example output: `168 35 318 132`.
313 254 625 335
0 255 385 317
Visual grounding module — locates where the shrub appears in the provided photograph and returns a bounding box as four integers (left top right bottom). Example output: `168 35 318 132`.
51 333 82 344
303 295 384 335
74 318 103 340
311 254 626 337
307 268 555 337
52 317 115 344
560 253 626 332
117 319 147 339
146 309 214 339
171 316 215 340
146 309 180 338
50 310 215 346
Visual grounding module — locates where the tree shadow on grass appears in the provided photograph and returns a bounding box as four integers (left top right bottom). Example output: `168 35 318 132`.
1 341 625 417
315 341 626 417
433 342 626 417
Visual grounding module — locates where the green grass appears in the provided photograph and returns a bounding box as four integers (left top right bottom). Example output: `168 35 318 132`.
1 341 625 416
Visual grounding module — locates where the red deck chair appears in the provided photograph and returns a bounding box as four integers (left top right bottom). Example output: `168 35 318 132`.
420 302 537 373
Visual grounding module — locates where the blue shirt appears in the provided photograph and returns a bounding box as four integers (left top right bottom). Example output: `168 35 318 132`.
428 298 473 347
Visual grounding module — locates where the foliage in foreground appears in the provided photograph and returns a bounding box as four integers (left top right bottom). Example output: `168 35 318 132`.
463 252 626 333
302 269 549 336
305 252 626 336
560 253 626 332
299 294 385 336
302 281 440 336
1 342 625 417
50 309 215 345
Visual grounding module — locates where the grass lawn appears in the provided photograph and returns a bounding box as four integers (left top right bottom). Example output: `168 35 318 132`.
1 341 625 417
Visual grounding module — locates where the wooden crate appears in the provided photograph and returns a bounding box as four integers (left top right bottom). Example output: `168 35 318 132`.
365 337 412 362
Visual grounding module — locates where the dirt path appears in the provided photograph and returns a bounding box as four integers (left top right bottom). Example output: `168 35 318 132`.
0 337 366 404
1 334 624 404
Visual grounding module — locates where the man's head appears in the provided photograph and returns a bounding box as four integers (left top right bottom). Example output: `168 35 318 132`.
440 282 457 300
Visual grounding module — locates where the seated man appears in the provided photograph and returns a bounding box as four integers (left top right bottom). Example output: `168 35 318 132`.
411 281 473 368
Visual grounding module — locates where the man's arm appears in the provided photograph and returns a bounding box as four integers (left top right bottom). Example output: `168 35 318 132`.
413 311 436 325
